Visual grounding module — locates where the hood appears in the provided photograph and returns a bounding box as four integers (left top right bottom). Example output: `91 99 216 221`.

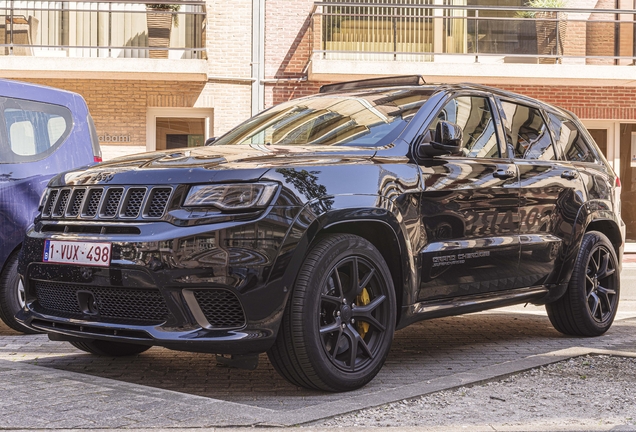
50 144 378 187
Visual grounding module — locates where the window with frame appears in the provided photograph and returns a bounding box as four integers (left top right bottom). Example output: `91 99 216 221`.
0 97 72 164
429 96 500 158
547 113 599 163
500 101 555 160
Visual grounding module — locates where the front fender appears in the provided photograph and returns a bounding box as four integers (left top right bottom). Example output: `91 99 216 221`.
267 193 420 328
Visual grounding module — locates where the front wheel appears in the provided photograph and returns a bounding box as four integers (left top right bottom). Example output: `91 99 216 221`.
546 231 620 336
70 340 151 356
268 234 396 392
0 252 38 334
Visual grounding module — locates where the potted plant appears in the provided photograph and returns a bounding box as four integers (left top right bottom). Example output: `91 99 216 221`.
146 3 181 58
518 0 568 64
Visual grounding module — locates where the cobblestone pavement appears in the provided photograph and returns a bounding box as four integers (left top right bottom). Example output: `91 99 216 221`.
2 314 636 426
1 265 635 428
1 313 635 410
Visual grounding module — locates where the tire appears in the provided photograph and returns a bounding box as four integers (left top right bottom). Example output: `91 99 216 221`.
546 231 620 337
69 340 151 356
0 252 38 334
267 234 396 392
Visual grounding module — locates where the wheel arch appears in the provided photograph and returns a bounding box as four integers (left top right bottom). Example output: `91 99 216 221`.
585 219 623 258
321 219 406 325
556 201 623 293
0 243 21 277
272 196 419 330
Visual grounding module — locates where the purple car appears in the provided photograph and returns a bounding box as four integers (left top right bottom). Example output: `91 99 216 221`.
0 79 101 333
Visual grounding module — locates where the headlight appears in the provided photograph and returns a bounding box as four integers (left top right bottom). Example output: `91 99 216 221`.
184 182 278 210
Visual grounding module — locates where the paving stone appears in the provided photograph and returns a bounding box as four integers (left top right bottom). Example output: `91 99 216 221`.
2 312 636 427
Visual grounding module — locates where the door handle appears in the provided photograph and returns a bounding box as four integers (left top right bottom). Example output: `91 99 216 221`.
561 170 579 180
493 169 516 179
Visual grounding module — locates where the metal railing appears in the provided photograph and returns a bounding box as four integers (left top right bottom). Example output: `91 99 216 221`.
0 1 206 59
312 2 636 65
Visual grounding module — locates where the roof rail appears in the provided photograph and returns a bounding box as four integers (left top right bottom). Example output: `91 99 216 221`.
319 75 426 94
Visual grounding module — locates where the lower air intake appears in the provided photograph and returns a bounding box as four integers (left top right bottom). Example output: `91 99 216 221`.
34 281 170 324
191 289 246 329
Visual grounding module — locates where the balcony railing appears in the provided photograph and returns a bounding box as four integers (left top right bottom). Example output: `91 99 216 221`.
0 1 205 59
312 2 636 65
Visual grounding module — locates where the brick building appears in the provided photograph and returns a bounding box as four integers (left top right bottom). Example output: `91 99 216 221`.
2 0 636 236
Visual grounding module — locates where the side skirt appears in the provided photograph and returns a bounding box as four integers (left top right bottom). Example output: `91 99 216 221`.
397 286 548 329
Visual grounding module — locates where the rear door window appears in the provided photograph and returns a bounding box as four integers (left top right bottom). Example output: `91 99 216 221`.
0 97 72 164
500 101 555 160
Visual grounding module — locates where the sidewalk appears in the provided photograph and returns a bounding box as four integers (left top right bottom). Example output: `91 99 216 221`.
1 264 635 429
2 313 636 428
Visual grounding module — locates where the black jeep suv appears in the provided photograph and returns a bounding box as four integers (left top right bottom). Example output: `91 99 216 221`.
17 76 624 392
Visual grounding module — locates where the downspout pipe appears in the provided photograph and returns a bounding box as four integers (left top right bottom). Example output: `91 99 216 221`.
252 0 265 115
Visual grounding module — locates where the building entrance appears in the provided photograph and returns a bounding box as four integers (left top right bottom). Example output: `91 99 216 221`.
619 124 636 240
156 118 206 151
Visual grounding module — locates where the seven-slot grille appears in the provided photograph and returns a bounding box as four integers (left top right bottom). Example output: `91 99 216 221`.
41 186 172 221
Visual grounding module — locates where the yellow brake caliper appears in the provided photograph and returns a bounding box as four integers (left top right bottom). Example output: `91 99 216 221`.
356 288 371 339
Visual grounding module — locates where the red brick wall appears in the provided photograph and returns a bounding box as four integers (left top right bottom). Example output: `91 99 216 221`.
206 0 253 134
264 0 315 106
267 81 330 106
261 0 636 121
23 78 205 146
586 0 616 65
563 20 586 58
500 85 636 120
267 81 636 120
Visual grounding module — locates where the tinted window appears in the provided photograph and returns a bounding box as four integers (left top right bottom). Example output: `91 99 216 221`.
500 101 555 160
548 113 598 163
429 96 499 158
0 97 72 164
213 89 433 147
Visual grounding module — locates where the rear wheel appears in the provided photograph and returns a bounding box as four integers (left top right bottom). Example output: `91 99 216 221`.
69 340 150 356
546 231 620 336
0 252 38 334
267 234 396 392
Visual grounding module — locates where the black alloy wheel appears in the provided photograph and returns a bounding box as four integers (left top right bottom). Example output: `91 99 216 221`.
546 231 620 336
268 234 396 392
584 244 618 323
319 255 391 373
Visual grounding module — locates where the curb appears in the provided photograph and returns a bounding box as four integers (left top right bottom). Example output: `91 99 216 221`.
260 347 636 426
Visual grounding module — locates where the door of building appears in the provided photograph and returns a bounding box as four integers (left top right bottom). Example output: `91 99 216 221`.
146 108 213 152
619 124 636 240
156 118 205 151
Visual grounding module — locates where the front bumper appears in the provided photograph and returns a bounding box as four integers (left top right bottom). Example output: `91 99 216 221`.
17 215 297 355
17 309 277 354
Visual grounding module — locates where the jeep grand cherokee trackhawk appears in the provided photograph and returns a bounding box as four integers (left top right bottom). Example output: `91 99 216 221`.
16 76 624 392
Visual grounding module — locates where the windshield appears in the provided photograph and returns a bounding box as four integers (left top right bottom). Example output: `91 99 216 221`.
212 88 433 147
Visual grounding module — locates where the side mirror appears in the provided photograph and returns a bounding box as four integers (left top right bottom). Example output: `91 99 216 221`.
204 137 217 146
415 121 464 159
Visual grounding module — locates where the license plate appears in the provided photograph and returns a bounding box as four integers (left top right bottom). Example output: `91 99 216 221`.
43 240 112 267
